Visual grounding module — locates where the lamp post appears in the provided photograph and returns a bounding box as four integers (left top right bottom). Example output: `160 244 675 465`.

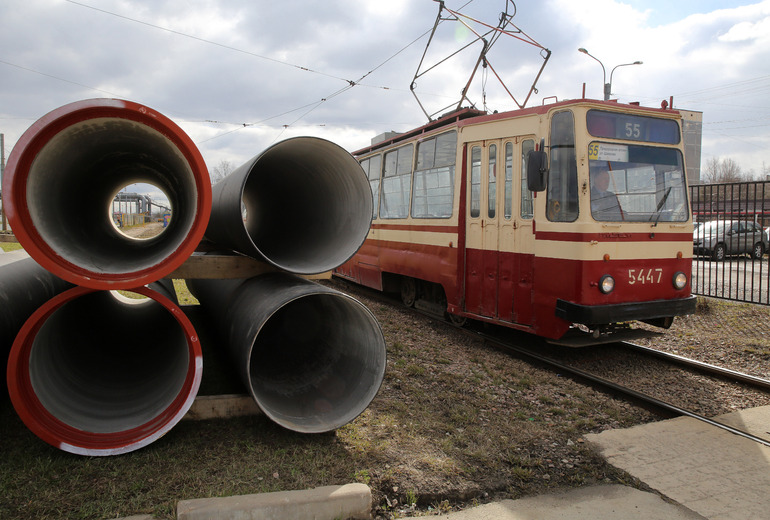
578 48 642 100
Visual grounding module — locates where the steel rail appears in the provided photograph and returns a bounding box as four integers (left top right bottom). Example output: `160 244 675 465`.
475 331 770 448
621 340 770 389
329 279 770 447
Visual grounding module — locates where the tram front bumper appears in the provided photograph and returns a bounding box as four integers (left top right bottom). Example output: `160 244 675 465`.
555 295 697 325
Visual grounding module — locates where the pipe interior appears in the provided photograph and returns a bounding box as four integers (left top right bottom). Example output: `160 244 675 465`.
249 292 386 432
28 290 191 433
25 118 200 274
243 138 372 273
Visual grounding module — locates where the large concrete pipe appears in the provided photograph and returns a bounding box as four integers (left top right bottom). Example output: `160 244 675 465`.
204 137 372 275
6 282 202 456
1 254 74 393
2 98 211 289
188 273 386 433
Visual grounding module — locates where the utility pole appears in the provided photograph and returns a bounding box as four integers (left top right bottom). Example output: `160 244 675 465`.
1 133 6 232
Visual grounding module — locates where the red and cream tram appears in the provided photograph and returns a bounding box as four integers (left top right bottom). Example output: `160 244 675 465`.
335 99 697 344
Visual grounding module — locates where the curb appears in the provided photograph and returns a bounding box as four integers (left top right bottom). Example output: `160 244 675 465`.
176 483 371 520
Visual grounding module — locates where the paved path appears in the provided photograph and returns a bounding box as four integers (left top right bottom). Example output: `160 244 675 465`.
0 248 29 267
407 484 705 519
586 405 770 520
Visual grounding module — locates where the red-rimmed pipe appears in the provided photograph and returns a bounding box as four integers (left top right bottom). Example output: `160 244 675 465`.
6 282 202 456
1 98 211 289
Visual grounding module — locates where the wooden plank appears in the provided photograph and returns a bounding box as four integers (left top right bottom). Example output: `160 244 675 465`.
183 394 261 420
166 253 331 280
168 254 276 279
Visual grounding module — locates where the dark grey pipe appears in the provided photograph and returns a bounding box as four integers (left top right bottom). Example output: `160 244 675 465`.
188 273 386 433
204 137 372 275
1 255 74 391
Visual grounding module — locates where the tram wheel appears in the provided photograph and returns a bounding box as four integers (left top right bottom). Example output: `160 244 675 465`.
446 313 467 327
400 277 417 307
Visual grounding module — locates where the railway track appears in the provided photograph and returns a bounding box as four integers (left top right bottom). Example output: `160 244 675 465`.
474 331 770 448
330 278 770 448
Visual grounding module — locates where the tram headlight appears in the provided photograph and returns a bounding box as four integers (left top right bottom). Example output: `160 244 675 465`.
673 271 687 290
599 275 615 294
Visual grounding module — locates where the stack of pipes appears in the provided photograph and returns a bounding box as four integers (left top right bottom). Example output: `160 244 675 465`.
1 99 385 455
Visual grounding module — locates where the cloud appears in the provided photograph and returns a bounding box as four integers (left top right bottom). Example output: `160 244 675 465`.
2 0 769 178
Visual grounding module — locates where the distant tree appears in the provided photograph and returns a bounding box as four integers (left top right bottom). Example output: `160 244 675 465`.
210 159 234 184
721 158 743 182
702 157 744 183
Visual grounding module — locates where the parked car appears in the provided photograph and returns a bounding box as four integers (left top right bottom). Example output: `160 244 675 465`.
693 220 768 261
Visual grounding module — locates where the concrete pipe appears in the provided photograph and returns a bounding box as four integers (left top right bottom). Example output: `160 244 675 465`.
1 98 211 289
204 137 372 275
188 273 386 433
6 282 202 456
1 256 74 393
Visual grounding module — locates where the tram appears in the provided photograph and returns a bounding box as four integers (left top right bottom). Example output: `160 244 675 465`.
335 98 697 345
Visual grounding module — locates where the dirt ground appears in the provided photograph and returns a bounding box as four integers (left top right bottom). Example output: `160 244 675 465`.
3 248 769 519
120 221 165 239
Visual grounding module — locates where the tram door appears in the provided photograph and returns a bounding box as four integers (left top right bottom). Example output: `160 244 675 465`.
507 138 536 326
465 141 501 317
465 139 536 324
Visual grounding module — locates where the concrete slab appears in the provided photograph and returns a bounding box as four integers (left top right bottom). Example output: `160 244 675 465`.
176 483 371 520
411 485 704 519
586 405 770 520
0 249 29 267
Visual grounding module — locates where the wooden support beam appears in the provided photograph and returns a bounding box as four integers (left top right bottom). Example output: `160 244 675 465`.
166 253 331 280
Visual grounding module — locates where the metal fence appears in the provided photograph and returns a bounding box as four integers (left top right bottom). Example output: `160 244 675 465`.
690 180 770 305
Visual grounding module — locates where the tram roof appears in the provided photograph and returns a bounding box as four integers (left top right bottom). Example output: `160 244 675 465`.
354 98 686 156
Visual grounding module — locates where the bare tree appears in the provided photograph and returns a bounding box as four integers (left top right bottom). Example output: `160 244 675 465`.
702 157 721 183
702 157 744 183
210 159 234 184
720 157 743 182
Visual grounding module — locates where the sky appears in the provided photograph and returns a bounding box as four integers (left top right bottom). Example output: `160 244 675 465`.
1 0 769 207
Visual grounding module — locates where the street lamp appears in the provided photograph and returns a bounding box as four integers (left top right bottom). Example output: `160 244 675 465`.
578 48 642 100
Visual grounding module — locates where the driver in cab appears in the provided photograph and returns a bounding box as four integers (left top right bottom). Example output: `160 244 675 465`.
591 169 623 221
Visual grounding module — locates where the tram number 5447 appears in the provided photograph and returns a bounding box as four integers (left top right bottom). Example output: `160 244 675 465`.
628 268 663 284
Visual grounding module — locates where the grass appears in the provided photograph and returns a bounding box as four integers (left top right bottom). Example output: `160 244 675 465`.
0 241 23 252
0 406 359 519
1 269 652 519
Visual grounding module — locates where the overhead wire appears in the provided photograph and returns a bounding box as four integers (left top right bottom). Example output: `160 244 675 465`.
196 3 468 143
0 58 123 98
63 0 354 85
5 1 507 145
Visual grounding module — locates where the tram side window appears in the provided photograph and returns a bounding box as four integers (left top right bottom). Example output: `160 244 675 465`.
470 146 482 218
547 111 579 222
520 139 535 219
360 155 382 219
488 144 497 218
380 144 414 219
412 131 457 218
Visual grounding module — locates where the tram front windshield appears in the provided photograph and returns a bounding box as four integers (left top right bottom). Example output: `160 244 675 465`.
588 142 688 223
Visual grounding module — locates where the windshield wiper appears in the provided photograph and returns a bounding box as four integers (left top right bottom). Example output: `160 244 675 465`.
650 186 672 227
